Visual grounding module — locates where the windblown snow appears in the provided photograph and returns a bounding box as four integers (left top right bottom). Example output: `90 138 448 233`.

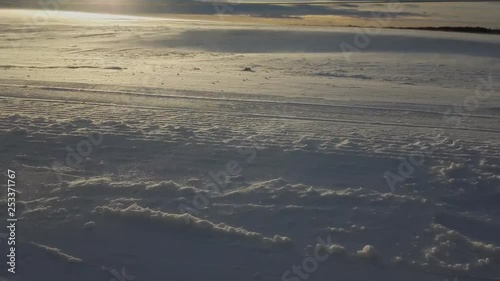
0 8 499 281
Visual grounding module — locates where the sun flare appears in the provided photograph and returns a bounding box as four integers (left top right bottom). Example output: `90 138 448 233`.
5 8 145 23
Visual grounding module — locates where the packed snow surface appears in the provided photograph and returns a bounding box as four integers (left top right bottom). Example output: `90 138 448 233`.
0 9 499 281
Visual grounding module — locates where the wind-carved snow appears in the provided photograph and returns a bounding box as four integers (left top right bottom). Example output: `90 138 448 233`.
94 203 292 247
0 8 499 281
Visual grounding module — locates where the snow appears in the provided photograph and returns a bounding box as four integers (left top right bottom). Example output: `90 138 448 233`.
0 8 499 281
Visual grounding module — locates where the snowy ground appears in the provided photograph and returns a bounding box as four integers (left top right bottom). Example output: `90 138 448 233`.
0 9 499 281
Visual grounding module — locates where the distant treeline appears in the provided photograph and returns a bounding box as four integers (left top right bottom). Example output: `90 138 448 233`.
390 26 500 35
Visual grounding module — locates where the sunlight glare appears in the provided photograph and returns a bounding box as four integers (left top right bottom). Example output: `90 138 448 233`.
56 10 141 21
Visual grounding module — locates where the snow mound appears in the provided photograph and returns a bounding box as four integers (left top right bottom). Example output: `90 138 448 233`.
423 224 500 272
30 242 83 263
94 203 292 247
356 245 378 260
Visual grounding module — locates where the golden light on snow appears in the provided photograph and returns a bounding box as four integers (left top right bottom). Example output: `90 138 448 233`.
4 9 145 24
55 10 140 21
57 11 111 20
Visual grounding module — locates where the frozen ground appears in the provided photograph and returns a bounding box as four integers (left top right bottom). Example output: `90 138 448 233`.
0 9 499 281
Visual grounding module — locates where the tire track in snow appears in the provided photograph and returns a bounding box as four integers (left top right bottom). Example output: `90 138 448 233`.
1 82 499 120
1 95 500 135
1 95 499 164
